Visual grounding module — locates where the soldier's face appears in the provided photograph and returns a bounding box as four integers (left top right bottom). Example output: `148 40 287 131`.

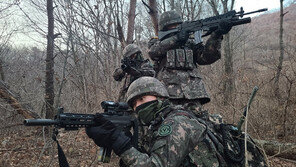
130 53 137 59
133 95 157 111
166 23 179 30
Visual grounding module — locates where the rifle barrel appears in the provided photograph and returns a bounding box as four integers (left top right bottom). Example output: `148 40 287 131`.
242 8 268 16
24 119 58 126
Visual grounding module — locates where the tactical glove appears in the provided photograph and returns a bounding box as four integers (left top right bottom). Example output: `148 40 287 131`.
177 29 189 44
121 63 141 77
85 113 132 155
113 68 125 81
215 20 232 36
148 37 158 49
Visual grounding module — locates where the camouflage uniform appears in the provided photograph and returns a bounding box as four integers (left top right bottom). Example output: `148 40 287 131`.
148 11 222 108
113 44 155 102
120 107 267 167
119 77 267 167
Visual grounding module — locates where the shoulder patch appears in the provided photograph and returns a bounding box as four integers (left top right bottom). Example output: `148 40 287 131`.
158 124 173 136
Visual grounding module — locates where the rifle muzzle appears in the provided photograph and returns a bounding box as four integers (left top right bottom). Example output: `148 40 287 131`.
24 119 58 126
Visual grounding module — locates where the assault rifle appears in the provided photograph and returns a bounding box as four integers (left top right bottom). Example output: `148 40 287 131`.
121 57 141 76
158 7 268 40
24 101 138 165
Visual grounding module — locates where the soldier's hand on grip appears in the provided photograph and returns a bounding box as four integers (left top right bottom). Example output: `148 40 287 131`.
85 113 132 155
215 20 232 36
177 29 189 44
85 113 117 148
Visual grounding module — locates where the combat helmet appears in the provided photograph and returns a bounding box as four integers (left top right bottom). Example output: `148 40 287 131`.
159 10 183 31
126 77 169 106
123 44 142 58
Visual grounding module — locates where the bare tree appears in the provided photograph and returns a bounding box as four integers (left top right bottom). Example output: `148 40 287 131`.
45 0 56 119
142 0 159 35
273 0 289 140
206 0 235 105
0 1 21 81
220 0 235 105
0 1 40 119
274 0 286 98
117 0 137 47
54 0 120 112
126 0 137 44
206 0 219 15
49 0 140 114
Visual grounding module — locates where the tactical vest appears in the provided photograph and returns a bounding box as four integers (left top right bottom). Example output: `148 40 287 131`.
165 48 195 70
155 39 211 104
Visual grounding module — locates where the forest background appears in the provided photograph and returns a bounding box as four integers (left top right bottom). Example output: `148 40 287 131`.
0 0 296 166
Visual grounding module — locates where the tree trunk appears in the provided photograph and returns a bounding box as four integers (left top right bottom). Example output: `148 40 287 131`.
45 0 55 119
254 139 296 161
206 1 236 105
149 0 159 36
221 0 236 105
170 0 175 10
274 0 285 99
223 34 234 104
0 59 5 81
206 0 219 15
126 0 137 44
116 16 126 48
273 0 286 140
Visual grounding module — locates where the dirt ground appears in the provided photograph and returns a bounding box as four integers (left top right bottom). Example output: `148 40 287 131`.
0 128 295 167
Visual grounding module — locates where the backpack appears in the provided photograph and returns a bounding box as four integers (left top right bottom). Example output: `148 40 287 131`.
181 110 268 167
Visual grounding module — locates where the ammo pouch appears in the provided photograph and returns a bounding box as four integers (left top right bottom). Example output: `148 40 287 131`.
165 48 195 70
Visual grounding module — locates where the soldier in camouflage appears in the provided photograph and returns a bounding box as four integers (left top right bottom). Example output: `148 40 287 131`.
148 11 231 111
113 44 155 102
86 77 267 167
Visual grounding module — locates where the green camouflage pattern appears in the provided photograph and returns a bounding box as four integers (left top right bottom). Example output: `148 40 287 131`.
120 108 268 167
148 31 222 105
126 76 169 106
158 11 183 31
121 108 207 166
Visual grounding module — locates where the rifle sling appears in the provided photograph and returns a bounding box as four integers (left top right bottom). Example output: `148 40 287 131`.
52 129 70 167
